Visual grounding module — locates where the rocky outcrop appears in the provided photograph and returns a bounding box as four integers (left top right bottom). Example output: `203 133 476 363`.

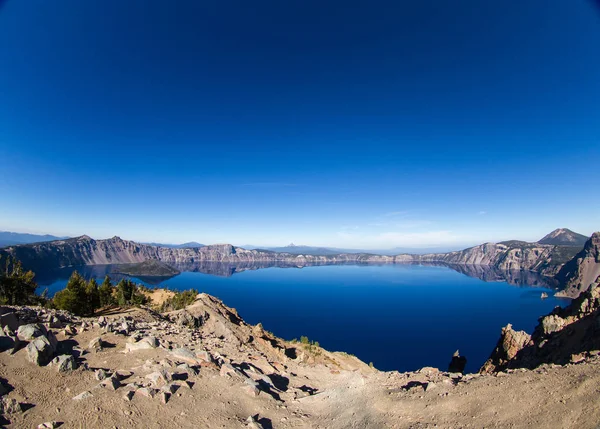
480 324 531 373
555 233 600 298
481 274 600 373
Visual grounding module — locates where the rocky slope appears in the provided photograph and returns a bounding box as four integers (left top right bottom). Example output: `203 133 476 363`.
554 232 600 298
3 293 600 428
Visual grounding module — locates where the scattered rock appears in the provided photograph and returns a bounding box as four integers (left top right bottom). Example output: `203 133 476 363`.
17 323 46 341
220 362 241 378
176 363 199 376
125 340 154 352
158 391 170 404
101 375 121 391
146 369 172 386
114 369 133 380
37 422 60 429
72 391 92 400
0 397 23 414
141 336 159 348
95 369 110 381
62 325 77 336
136 387 157 398
242 379 260 397
161 383 179 394
52 354 77 372
122 390 135 401
170 347 201 365
88 336 105 352
424 382 437 392
26 336 55 366
246 415 264 429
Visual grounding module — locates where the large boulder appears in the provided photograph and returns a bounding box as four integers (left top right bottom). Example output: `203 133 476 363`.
0 311 19 332
17 323 47 341
52 354 77 372
26 336 55 366
174 310 205 328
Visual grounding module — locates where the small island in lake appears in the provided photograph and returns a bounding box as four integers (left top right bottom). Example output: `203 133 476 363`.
112 259 181 278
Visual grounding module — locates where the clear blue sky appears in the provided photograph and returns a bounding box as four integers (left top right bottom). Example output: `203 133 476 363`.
0 0 599 249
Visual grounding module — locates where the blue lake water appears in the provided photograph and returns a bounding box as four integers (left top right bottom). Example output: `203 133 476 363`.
40 264 566 373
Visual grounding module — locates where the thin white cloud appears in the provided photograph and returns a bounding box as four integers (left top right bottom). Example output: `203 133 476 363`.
336 230 472 248
382 211 410 217
478 211 487 215
241 182 297 187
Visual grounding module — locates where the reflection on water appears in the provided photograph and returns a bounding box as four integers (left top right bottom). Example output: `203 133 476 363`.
36 260 558 291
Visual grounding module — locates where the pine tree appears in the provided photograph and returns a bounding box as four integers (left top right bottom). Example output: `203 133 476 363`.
0 255 38 305
99 275 115 307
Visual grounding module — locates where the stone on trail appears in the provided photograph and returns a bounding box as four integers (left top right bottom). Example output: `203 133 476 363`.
146 369 172 386
95 369 109 381
72 391 93 400
176 363 199 376
141 336 159 348
170 347 201 365
17 323 46 341
424 382 437 392
101 375 121 391
246 415 265 429
161 382 179 394
52 354 77 372
26 336 55 366
37 422 60 429
242 379 260 397
125 340 154 352
88 336 105 352
136 387 158 398
0 397 23 414
158 391 170 404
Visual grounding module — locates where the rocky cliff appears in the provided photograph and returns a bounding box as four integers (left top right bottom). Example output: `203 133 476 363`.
0 235 395 273
0 234 584 287
481 273 600 373
405 240 579 277
554 232 600 298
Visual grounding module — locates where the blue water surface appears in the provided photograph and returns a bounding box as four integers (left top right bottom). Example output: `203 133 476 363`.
42 264 565 373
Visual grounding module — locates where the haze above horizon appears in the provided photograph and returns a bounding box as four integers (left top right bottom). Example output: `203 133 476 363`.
1 1 599 248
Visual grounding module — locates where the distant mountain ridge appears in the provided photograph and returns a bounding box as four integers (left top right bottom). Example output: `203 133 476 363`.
537 228 589 246
0 231 69 248
143 241 205 249
0 228 594 297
